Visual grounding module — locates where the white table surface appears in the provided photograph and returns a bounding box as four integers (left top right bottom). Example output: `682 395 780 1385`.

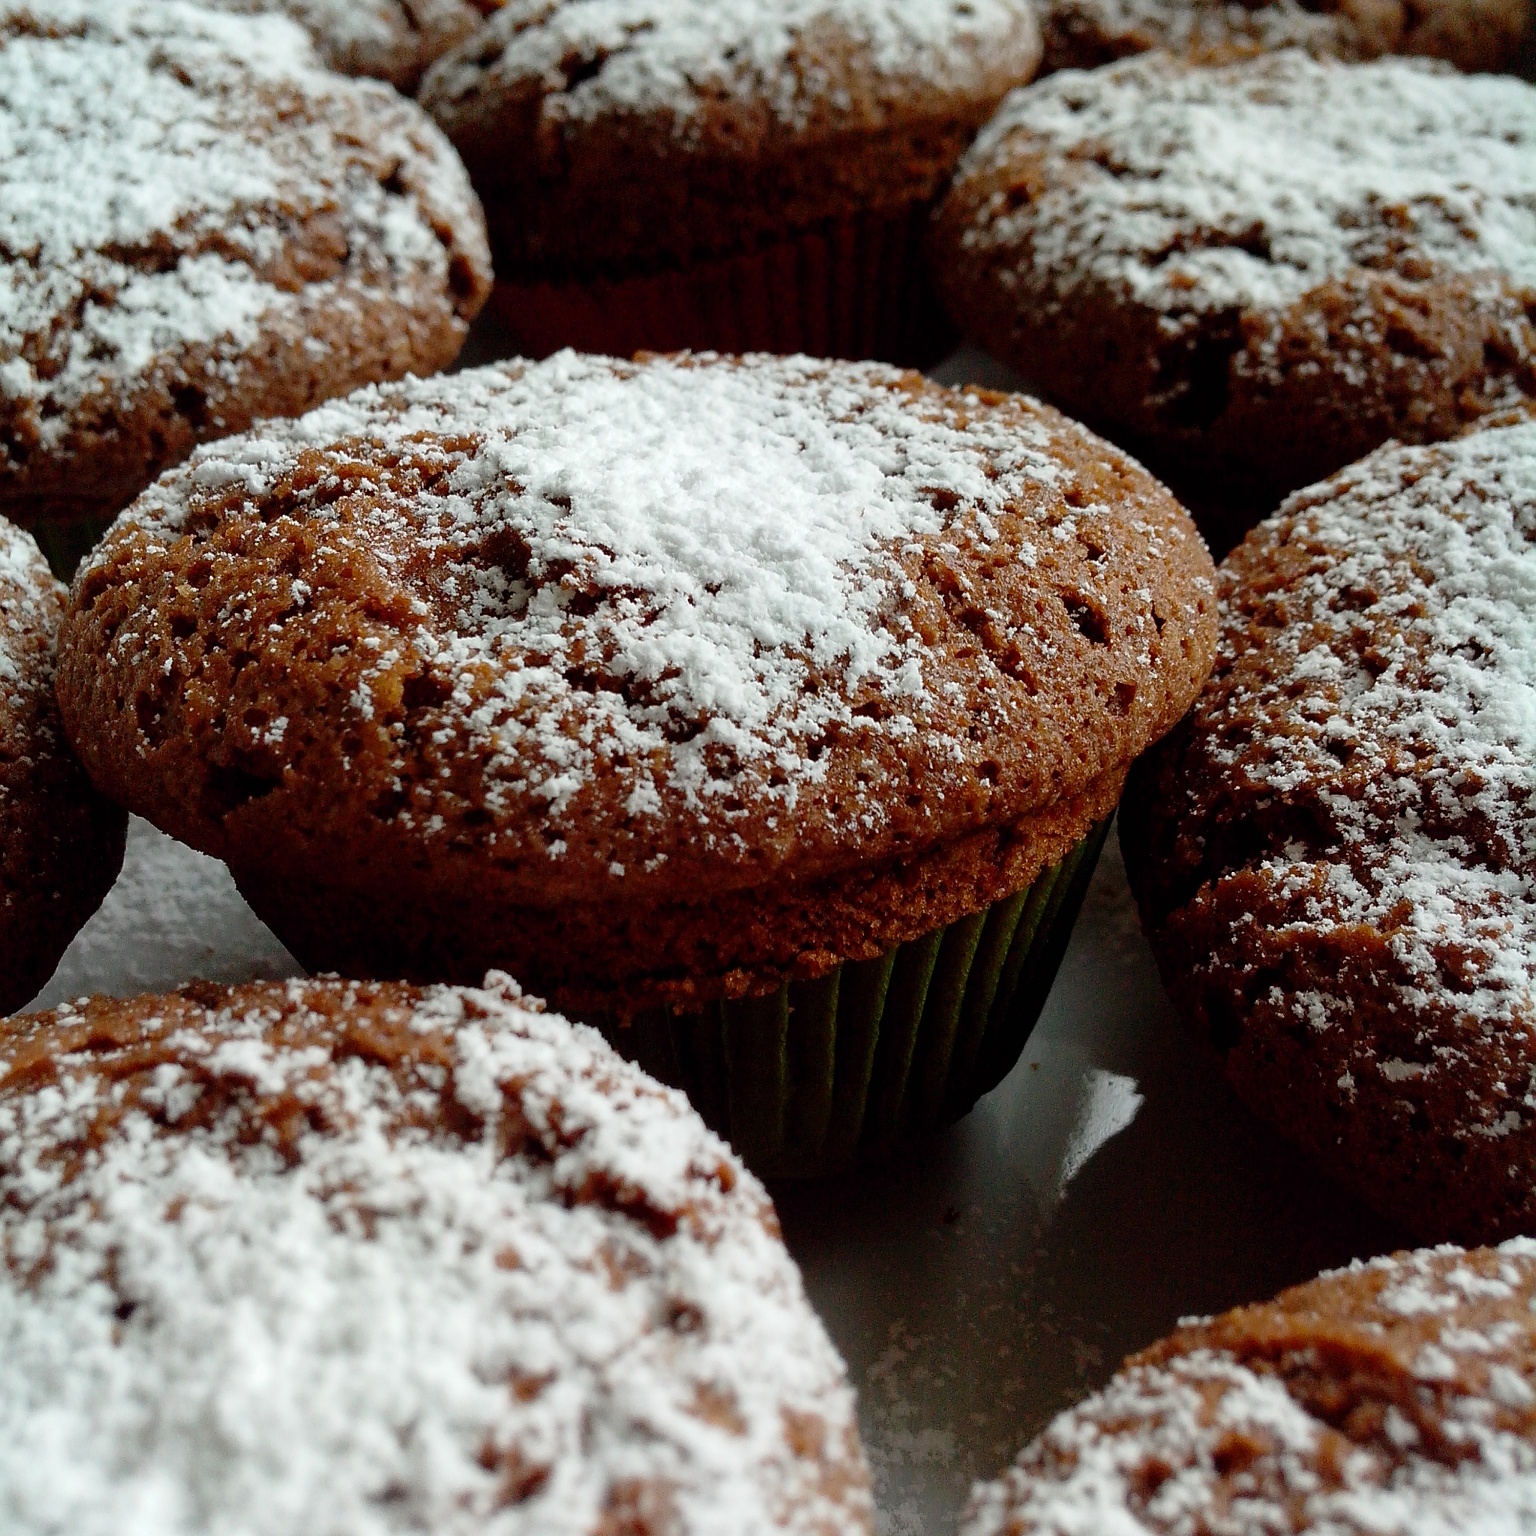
29 815 1405 1536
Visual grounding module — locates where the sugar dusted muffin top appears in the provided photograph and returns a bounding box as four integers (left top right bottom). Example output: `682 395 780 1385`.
0 975 873 1534
59 352 1215 903
964 1240 1536 1536
1121 420 1536 1243
0 0 492 526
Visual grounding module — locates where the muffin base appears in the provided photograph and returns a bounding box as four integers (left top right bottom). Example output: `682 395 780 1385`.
596 819 1111 1178
492 203 957 366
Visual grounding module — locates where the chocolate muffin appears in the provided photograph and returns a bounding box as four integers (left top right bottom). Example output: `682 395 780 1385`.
209 0 504 92
418 0 1042 364
1119 421 1536 1245
0 974 874 1533
0 0 492 572
56 352 1217 1175
1036 0 1530 75
962 1240 1536 1535
931 53 1536 544
0 515 124 1013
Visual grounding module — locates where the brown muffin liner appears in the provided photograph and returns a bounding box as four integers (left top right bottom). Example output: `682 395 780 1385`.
491 202 957 367
594 818 1111 1180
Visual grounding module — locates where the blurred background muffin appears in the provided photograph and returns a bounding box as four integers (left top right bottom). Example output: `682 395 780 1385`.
931 52 1536 549
0 0 492 576
420 0 1043 363
208 0 505 92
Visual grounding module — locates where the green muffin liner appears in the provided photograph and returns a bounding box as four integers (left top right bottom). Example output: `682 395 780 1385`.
31 514 116 582
596 818 1112 1179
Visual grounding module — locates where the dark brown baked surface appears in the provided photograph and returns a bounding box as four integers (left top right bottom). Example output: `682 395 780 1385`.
931 52 1536 520
0 0 492 530
0 516 123 1013
419 0 1043 278
0 974 874 1532
961 1240 1536 1534
1120 421 1536 1246
57 353 1215 1006
209 0 503 91
1037 0 1531 75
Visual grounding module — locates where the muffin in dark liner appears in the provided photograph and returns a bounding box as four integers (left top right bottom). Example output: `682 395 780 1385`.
56 356 1217 1177
420 0 1041 364
601 818 1110 1178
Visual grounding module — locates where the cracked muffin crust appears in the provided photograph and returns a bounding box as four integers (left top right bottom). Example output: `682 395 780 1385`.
55 352 1215 1015
931 53 1536 533
0 515 123 1012
0 974 874 1534
1036 0 1531 76
1119 421 1536 1245
0 0 492 532
209 0 505 91
962 1240 1536 1536
418 0 1043 361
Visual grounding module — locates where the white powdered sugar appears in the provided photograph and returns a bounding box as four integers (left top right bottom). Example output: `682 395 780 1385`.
961 1240 1536 1536
1223 422 1536 1036
0 516 54 687
424 0 1037 134
120 352 1077 823
0 976 870 1535
207 0 492 85
0 0 480 454
957 51 1536 319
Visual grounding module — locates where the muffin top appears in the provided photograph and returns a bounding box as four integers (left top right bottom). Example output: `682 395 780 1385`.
0 974 873 1535
421 0 1042 272
1034 0 1532 74
208 0 504 90
932 50 1536 505
58 352 1215 904
962 1240 1536 1535
0 0 492 524
0 517 124 1011
1128 420 1536 1063
1119 420 1536 1241
945 52 1536 335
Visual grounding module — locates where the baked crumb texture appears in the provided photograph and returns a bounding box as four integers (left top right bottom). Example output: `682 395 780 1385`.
1121 421 1536 1245
0 515 123 1010
208 0 504 91
962 1240 1536 1536
1036 0 1531 75
933 53 1536 518
56 353 1216 1009
0 0 492 529
0 975 874 1535
420 0 1044 278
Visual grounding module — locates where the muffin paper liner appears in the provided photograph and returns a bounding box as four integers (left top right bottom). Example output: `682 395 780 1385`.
491 201 956 367
31 514 116 582
596 818 1112 1179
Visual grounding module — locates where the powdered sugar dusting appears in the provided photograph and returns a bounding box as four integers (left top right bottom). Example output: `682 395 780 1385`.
207 0 494 86
1219 423 1536 1040
0 516 54 686
962 1240 1536 1536
424 0 1037 135
0 976 871 1535
0 0 484 456
958 52 1536 319
118 352 1076 824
